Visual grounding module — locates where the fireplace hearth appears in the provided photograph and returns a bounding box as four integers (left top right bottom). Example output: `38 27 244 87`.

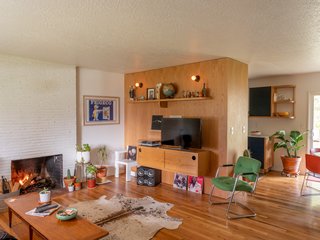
11 154 63 194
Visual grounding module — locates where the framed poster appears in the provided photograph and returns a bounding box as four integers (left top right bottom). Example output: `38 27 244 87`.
83 96 120 125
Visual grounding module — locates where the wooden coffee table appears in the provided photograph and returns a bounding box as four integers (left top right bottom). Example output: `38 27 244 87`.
5 192 108 240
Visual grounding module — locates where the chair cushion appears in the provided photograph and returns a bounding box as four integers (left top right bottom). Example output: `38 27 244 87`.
211 176 254 192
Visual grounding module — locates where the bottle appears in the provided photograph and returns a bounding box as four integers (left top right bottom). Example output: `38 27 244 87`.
129 86 135 100
202 83 207 97
2 176 9 194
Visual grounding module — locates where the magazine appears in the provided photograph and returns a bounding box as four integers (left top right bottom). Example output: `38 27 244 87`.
188 176 204 194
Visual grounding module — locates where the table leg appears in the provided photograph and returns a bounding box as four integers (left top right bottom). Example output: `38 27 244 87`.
8 207 12 228
29 225 33 240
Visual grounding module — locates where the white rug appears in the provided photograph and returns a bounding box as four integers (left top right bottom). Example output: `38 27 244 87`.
70 194 182 240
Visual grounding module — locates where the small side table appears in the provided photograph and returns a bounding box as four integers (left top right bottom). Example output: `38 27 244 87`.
114 150 138 181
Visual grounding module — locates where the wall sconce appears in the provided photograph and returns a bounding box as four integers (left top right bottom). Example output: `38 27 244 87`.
135 82 143 88
191 75 200 82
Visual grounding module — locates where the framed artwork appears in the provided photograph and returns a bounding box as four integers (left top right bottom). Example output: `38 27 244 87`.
147 88 155 100
127 146 137 161
83 96 119 125
173 173 188 190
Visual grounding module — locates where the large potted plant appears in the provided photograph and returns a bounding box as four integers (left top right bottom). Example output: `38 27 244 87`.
269 130 307 177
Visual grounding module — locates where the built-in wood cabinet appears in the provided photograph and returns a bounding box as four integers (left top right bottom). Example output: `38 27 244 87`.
137 146 211 176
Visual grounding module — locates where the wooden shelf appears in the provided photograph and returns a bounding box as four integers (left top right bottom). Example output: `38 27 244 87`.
274 100 295 104
129 97 212 108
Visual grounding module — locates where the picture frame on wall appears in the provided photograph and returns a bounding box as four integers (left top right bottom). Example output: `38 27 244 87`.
147 88 155 100
83 95 120 125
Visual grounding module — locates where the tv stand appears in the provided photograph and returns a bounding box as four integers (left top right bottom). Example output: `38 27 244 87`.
137 146 211 176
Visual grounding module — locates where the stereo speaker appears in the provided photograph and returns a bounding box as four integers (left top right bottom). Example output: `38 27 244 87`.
137 166 161 187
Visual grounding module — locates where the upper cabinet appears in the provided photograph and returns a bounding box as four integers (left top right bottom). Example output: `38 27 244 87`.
249 85 295 119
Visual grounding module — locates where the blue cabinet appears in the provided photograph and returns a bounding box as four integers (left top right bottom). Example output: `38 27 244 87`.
248 136 273 173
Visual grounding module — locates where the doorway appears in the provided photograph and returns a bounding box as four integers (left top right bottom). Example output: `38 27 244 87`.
308 93 320 150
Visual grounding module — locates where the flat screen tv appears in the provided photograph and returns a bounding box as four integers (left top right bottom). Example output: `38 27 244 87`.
161 117 202 149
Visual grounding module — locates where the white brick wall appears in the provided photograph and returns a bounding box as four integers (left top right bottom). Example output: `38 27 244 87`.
0 54 76 179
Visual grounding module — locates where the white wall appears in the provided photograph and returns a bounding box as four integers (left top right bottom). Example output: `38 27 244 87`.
0 54 76 179
249 72 320 171
77 68 124 166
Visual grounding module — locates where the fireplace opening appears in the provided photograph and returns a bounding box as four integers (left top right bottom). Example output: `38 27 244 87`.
11 154 63 194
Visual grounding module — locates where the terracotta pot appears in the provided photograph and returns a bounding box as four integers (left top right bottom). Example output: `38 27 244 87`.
281 156 301 176
96 166 107 178
74 182 81 191
87 178 96 189
63 177 76 188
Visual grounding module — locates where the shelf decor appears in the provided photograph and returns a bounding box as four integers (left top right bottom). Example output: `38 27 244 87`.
83 95 120 125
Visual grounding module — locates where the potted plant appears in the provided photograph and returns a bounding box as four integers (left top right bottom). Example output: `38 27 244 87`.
76 143 91 163
74 178 81 191
63 169 76 188
39 187 51 203
68 183 74 192
86 164 97 189
269 130 307 177
96 146 108 182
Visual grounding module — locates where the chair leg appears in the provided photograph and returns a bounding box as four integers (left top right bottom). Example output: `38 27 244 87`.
125 164 131 181
300 172 307 196
209 185 233 205
226 191 257 220
115 162 119 178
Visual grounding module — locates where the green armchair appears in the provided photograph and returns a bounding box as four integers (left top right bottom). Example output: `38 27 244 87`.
209 156 261 219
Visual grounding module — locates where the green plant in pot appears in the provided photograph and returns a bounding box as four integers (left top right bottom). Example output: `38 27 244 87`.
63 169 76 188
86 164 97 189
76 143 91 163
39 187 51 203
269 130 307 177
96 146 108 183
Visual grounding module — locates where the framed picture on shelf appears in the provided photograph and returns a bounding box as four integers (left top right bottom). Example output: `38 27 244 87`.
147 88 155 100
83 95 120 125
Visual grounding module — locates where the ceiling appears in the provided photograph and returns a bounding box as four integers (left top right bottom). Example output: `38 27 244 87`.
0 0 320 79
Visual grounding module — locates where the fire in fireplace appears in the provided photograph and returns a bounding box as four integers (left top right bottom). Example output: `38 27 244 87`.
11 154 63 194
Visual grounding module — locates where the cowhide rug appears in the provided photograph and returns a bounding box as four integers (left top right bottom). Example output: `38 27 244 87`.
70 194 182 240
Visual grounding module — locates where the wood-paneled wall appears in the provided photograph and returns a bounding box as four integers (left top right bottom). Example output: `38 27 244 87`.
124 58 248 195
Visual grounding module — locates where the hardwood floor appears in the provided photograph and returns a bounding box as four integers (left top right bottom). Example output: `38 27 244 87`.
1 171 320 240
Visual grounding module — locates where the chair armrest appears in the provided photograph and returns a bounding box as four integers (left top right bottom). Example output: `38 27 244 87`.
215 164 235 178
222 164 235 167
241 172 257 176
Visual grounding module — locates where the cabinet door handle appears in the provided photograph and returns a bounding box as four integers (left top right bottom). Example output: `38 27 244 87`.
192 156 196 160
139 148 141 152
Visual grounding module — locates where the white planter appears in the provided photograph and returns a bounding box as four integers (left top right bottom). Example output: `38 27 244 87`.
68 185 74 192
39 191 51 203
76 151 90 163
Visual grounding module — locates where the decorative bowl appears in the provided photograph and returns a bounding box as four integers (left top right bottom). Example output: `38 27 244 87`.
56 207 77 221
277 112 289 117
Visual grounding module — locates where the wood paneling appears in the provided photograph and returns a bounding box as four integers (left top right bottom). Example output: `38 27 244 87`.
124 58 248 196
